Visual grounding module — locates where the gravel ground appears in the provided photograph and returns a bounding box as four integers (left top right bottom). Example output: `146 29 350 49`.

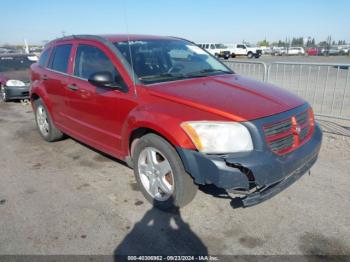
0 102 349 256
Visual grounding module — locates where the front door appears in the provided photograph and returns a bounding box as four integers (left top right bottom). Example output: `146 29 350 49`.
64 43 127 157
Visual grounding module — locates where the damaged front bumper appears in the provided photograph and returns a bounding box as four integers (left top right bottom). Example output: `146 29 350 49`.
176 113 322 207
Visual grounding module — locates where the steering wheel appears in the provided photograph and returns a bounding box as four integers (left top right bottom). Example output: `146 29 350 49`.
167 64 185 74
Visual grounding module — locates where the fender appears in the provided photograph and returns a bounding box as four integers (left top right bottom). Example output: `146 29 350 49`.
120 104 197 158
30 83 55 120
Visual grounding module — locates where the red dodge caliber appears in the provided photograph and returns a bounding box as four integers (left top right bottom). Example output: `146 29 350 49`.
30 35 322 210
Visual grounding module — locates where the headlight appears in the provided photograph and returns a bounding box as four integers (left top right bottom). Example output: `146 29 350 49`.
181 121 253 154
6 79 25 87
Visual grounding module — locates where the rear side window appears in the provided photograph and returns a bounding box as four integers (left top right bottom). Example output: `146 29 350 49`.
49 44 72 73
73 44 120 82
39 49 50 68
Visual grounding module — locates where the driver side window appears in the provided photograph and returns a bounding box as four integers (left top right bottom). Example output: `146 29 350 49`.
74 44 121 84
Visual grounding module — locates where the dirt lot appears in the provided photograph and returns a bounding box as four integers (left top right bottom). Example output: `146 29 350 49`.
0 102 349 256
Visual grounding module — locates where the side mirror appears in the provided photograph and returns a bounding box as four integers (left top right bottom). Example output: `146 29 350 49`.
88 71 127 92
88 71 114 87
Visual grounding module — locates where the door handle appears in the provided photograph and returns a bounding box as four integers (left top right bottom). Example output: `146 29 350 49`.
42 75 49 80
67 84 79 91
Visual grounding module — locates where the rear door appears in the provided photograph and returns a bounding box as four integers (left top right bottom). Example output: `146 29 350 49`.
45 43 73 124
63 41 127 157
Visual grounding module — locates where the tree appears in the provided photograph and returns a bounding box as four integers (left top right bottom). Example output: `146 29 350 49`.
306 38 316 47
257 39 270 47
318 41 328 48
273 40 288 47
291 37 304 47
311 38 316 46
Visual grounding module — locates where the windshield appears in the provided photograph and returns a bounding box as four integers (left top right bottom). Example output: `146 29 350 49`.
114 39 233 84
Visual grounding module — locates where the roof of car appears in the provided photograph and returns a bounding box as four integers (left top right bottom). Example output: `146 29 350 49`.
49 34 180 45
100 34 179 42
44 34 188 50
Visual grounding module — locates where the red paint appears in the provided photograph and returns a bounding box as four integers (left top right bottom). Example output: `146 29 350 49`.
0 73 8 86
306 48 319 56
30 35 307 161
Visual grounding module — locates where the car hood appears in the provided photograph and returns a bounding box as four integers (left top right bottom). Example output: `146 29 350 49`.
147 74 305 121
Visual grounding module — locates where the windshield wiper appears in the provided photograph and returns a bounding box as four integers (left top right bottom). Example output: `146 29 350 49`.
185 69 232 78
139 73 186 81
138 69 232 83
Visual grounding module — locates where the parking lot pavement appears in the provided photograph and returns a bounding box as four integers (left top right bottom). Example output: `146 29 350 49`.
0 102 350 255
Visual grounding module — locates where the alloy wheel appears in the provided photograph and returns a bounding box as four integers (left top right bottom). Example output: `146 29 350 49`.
36 105 50 136
138 147 174 201
0 86 6 101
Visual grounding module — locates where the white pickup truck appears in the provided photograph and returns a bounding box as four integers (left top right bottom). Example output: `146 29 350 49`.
197 43 231 59
225 44 262 58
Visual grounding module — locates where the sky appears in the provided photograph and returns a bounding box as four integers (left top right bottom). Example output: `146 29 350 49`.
1 0 349 45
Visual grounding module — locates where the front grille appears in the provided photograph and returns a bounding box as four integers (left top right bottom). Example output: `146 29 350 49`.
269 134 294 152
264 118 292 137
263 109 315 155
296 111 308 125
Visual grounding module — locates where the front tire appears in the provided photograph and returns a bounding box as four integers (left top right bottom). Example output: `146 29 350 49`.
132 134 198 210
0 85 8 102
34 99 64 142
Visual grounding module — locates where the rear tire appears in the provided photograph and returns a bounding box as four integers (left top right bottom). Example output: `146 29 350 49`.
132 133 198 210
247 52 254 59
34 99 64 142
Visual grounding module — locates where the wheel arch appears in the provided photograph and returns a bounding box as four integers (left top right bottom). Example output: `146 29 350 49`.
31 92 40 102
127 122 185 153
30 89 54 120
128 127 175 158
123 118 195 168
